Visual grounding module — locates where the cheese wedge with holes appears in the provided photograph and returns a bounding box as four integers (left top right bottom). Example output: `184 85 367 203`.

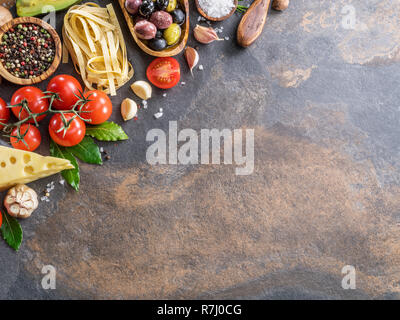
0 146 74 191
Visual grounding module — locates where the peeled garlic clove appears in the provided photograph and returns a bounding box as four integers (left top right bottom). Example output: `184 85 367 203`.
131 80 152 100
121 98 138 121
184 47 199 76
193 25 224 44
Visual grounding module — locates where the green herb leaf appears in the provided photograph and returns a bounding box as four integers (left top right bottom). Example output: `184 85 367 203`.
86 122 129 141
67 137 102 165
50 140 80 191
1 211 23 251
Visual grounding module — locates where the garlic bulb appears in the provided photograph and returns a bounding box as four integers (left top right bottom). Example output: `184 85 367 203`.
4 185 38 219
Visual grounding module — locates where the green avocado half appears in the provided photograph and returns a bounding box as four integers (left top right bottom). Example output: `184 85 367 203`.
17 0 82 17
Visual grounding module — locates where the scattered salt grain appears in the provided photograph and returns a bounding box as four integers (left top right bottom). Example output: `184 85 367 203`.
59 180 65 186
163 93 167 97
181 81 186 86
142 100 148 109
225 36 230 40
154 111 163 119
199 65 204 70
100 147 104 153
198 0 235 19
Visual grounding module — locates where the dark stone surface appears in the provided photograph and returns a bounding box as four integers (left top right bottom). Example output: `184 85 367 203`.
1 0 400 299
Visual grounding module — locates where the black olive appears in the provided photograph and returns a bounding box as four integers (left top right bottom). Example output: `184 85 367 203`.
139 0 155 17
172 9 185 25
148 38 167 51
156 30 163 39
155 0 169 10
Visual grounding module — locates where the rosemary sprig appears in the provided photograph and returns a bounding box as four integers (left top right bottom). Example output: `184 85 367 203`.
237 0 249 14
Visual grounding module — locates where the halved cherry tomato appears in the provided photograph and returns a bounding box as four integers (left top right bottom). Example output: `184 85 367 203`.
49 113 86 147
0 97 10 130
47 75 83 110
146 57 181 89
10 124 41 152
79 90 112 125
11 87 49 123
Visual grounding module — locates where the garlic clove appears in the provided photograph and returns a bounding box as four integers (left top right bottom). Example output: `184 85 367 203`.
193 25 224 44
19 208 30 218
184 47 199 76
131 81 152 100
121 98 138 121
10 204 20 214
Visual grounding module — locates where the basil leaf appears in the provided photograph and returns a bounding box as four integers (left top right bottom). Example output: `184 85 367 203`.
1 211 23 251
86 122 129 141
50 140 80 191
67 137 102 165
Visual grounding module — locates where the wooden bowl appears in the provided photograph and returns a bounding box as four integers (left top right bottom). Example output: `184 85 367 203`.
119 0 189 57
195 0 238 22
0 17 62 85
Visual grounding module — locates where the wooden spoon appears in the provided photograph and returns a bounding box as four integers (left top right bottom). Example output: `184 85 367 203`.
237 0 271 47
195 0 238 22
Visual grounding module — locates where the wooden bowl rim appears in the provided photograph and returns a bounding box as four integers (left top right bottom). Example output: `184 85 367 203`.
195 0 238 22
119 0 189 57
0 17 62 85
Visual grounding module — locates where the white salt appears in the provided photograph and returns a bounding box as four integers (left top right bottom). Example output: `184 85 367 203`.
198 0 235 18
154 112 163 119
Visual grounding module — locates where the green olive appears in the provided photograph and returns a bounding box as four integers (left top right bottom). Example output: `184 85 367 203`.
166 0 177 12
163 23 181 46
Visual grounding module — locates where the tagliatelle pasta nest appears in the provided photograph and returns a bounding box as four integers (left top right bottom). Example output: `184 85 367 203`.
62 2 134 96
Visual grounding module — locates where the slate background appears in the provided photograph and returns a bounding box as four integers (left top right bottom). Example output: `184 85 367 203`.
1 0 400 299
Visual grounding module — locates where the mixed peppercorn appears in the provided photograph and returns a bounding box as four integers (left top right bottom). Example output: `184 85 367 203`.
0 23 55 79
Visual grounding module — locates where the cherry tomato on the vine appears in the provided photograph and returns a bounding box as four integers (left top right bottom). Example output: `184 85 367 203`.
10 124 41 152
79 90 112 125
146 57 181 89
11 87 49 123
49 113 86 147
0 97 10 130
47 74 83 110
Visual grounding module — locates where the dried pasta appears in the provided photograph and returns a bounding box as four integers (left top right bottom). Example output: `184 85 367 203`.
63 2 134 96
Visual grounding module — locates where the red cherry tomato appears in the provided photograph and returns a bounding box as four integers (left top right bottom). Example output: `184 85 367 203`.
0 97 10 130
146 57 181 89
0 212 2 229
11 87 49 123
47 74 83 110
49 113 86 147
10 124 41 152
79 90 112 125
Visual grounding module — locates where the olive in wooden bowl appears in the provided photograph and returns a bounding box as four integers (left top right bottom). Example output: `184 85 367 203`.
0 17 62 85
119 0 189 57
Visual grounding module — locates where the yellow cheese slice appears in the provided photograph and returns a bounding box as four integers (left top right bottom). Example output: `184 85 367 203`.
0 146 74 191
